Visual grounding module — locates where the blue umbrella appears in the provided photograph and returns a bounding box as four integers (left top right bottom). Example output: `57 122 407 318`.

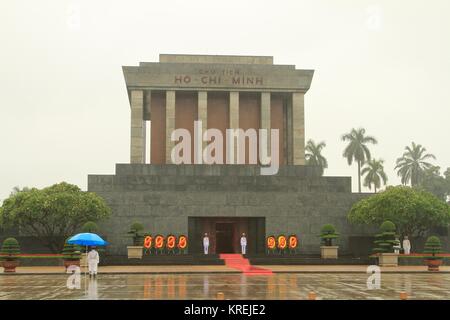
68 233 109 246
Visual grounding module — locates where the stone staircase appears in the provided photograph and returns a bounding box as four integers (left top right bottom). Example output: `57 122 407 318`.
100 253 369 266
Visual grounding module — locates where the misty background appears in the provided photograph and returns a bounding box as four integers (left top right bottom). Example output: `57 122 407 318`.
1 0 449 201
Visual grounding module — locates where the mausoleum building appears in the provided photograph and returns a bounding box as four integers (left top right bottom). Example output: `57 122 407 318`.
88 54 367 256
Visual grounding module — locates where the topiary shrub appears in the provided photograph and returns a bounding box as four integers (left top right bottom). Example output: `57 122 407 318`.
373 220 397 254
81 221 99 233
320 224 339 246
0 238 21 261
61 239 81 261
128 221 145 246
424 236 443 260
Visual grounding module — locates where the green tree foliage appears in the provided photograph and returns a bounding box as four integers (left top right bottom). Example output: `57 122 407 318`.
0 182 111 252
395 142 436 186
61 239 81 261
348 186 450 237
320 224 339 246
305 139 328 175
128 221 145 246
0 238 21 261
361 159 388 193
419 166 450 202
341 128 378 193
81 221 99 233
373 221 397 254
423 236 443 259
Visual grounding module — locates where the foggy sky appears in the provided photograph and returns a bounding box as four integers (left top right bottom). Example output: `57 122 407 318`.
1 0 449 201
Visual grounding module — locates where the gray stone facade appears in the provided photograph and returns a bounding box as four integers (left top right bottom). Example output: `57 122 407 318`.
88 164 370 256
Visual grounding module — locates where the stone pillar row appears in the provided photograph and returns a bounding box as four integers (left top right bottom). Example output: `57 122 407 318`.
129 90 304 165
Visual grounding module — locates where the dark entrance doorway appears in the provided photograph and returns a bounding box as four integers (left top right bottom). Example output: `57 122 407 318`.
215 223 235 253
188 217 266 255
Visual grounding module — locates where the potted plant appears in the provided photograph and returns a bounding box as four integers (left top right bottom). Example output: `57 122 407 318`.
373 220 398 267
127 221 145 259
61 239 81 270
0 238 21 273
82 221 99 233
320 224 339 259
423 236 444 272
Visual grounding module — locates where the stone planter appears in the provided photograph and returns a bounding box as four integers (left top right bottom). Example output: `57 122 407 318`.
2 260 19 273
320 246 339 259
425 259 443 272
127 246 143 259
80 253 87 267
378 253 398 267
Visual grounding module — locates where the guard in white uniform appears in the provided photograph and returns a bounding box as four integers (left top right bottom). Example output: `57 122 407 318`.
203 233 210 255
87 247 100 277
240 233 247 255
403 236 411 255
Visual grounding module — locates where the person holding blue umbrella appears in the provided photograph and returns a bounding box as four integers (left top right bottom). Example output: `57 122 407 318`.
87 246 100 277
68 233 108 279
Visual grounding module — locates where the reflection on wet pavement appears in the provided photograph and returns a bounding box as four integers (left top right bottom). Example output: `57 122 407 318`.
1 273 450 300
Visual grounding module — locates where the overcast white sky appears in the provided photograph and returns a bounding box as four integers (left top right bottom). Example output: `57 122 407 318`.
1 0 449 201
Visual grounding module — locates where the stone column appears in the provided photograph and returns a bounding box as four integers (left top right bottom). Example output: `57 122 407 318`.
292 92 305 165
197 91 207 164
260 92 271 157
166 90 176 163
144 90 152 163
229 91 239 164
286 97 293 164
130 90 146 164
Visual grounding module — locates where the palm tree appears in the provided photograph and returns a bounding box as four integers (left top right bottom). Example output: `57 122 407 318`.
395 142 436 186
341 128 378 193
361 159 388 193
305 139 328 175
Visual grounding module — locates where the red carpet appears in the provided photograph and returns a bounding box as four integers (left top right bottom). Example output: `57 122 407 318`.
219 254 273 276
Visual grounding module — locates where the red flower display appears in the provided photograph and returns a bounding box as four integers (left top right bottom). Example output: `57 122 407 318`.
167 235 176 249
288 235 298 249
155 235 164 249
267 236 276 250
178 235 188 249
277 235 287 249
143 235 152 249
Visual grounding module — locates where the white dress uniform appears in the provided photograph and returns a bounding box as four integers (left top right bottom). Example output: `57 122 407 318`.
240 236 247 255
203 236 210 254
87 249 100 275
403 239 411 255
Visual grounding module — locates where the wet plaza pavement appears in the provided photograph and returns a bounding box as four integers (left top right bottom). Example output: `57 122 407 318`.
1 273 450 300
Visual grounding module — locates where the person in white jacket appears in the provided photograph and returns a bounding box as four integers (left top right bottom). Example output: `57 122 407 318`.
203 233 210 255
240 233 247 255
87 247 100 277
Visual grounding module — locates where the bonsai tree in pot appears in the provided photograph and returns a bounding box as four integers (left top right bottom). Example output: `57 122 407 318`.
320 224 339 259
373 220 399 266
423 236 444 271
0 238 21 272
61 239 81 270
82 221 99 233
127 221 145 259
